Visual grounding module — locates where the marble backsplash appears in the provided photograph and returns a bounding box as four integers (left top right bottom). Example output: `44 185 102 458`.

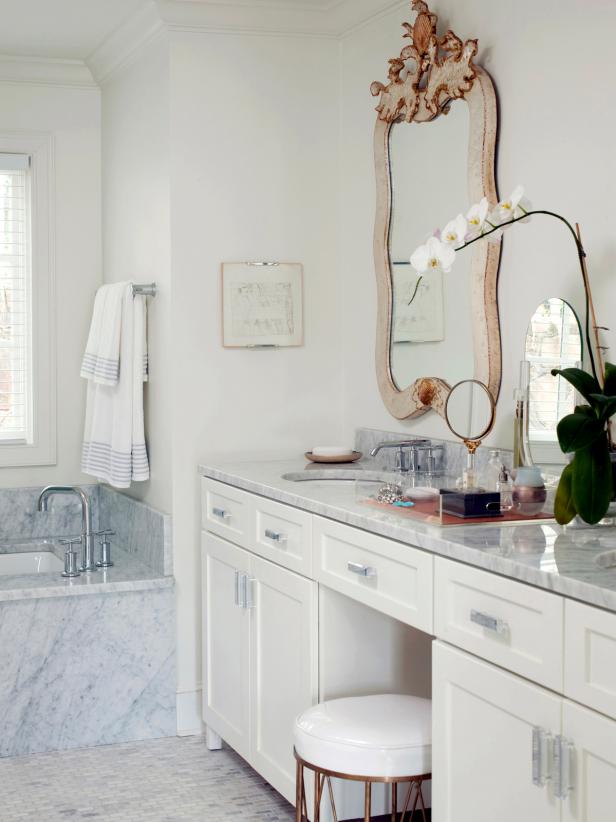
0 485 171 575
355 427 514 483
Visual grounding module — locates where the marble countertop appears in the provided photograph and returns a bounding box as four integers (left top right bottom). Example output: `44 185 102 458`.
200 455 616 613
0 539 173 602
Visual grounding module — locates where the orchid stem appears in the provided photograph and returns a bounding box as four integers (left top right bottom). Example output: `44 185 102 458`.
460 210 599 384
408 274 423 306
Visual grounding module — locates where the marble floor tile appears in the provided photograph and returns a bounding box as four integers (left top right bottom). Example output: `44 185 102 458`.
0 736 294 821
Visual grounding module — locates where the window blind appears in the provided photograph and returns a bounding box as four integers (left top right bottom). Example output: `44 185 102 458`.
0 152 31 443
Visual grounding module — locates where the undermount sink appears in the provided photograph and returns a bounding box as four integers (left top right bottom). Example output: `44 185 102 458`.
281 469 393 484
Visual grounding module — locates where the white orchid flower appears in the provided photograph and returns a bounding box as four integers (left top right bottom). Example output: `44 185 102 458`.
466 197 490 237
441 214 467 248
410 235 456 275
493 184 527 223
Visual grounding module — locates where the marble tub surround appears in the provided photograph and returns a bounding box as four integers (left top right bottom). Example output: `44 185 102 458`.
199 454 616 612
0 484 170 575
0 484 99 541
0 541 173 602
0 586 176 757
99 484 172 575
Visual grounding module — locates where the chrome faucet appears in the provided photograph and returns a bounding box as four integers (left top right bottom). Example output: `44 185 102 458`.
370 439 431 473
37 486 97 572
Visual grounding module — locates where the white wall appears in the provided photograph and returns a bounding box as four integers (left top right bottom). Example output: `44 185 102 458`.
168 30 342 726
339 0 616 448
101 35 172 515
0 81 101 487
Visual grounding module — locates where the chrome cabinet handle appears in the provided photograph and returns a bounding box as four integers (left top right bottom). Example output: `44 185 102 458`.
234 570 240 606
244 577 255 609
347 561 377 578
553 736 574 800
532 727 553 787
212 507 230 521
264 528 287 544
470 609 509 636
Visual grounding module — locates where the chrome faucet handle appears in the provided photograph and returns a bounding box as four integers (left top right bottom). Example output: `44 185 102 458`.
60 536 82 578
96 530 115 569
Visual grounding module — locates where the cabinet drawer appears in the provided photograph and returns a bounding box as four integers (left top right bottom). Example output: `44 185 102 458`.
434 557 563 691
202 478 252 547
312 516 433 633
252 496 312 577
565 599 616 720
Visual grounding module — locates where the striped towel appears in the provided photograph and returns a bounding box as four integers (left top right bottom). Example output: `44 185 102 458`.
80 284 125 385
81 284 150 487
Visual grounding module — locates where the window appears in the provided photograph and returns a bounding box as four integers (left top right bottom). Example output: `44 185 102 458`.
525 297 582 462
0 153 31 442
0 135 54 466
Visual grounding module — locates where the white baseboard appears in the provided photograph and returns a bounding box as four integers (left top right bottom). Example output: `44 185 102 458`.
176 688 203 737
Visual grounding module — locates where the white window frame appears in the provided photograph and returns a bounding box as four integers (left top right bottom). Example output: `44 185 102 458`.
0 133 55 466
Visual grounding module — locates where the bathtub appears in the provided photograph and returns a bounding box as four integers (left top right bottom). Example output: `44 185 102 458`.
0 550 63 575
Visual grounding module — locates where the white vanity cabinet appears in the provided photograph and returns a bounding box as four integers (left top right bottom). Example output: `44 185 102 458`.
202 529 317 803
433 558 616 822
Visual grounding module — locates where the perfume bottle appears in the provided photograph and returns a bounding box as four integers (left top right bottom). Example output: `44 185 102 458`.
513 361 534 469
497 464 513 511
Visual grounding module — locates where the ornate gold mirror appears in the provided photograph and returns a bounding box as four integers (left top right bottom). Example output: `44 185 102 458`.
371 1 501 420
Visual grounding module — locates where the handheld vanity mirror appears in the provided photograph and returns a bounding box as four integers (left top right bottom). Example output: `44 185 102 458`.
445 379 495 489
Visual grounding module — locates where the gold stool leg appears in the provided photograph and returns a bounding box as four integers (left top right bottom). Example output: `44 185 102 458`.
364 782 372 822
295 759 303 822
391 782 398 822
314 770 324 822
326 777 338 822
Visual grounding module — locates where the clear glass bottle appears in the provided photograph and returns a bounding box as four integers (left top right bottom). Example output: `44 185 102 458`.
484 449 502 491
513 361 534 469
497 464 513 510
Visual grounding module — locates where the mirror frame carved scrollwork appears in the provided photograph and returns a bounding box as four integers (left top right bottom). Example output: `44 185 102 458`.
371 0 502 420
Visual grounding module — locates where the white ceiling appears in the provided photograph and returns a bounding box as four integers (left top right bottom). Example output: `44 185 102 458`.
0 0 148 60
0 0 398 65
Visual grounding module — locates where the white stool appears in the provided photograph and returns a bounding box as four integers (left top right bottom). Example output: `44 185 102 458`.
294 694 431 821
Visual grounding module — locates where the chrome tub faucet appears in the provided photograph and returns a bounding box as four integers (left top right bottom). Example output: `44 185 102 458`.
37 485 97 572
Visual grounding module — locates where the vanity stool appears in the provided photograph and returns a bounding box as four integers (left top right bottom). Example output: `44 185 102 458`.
293 694 431 822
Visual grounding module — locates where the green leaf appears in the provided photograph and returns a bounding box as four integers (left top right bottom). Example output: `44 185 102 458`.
603 362 616 396
554 462 578 525
571 434 613 524
556 412 605 453
551 368 602 404
574 404 597 418
589 394 616 421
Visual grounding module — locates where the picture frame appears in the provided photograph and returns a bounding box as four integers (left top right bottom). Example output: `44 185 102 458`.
221 261 304 348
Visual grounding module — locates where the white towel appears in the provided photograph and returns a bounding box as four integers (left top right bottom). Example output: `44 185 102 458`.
81 283 150 487
80 284 124 385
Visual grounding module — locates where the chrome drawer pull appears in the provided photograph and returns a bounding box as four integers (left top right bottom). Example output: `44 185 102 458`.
532 727 552 787
553 736 574 800
264 528 287 544
470 609 509 635
347 561 377 578
212 507 231 521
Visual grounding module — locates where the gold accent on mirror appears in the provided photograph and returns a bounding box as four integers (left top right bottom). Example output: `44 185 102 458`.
370 1 478 124
372 1 501 420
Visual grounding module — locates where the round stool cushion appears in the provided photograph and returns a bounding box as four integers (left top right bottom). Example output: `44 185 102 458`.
294 694 431 778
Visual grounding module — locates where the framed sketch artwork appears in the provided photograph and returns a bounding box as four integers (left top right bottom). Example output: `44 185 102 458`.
221 262 304 348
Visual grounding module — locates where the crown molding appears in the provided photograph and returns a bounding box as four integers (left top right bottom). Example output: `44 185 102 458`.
0 54 96 89
88 0 406 84
87 3 165 85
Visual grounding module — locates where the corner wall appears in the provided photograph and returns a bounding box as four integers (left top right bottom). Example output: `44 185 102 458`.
169 30 343 728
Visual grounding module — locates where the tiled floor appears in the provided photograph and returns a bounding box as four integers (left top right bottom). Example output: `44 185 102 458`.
0 736 295 821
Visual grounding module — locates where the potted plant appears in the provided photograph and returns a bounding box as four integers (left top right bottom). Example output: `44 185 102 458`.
551 365 616 525
408 186 614 525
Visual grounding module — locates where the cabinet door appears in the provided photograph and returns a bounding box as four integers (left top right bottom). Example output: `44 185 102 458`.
433 641 561 822
202 532 251 759
562 700 616 822
249 555 318 804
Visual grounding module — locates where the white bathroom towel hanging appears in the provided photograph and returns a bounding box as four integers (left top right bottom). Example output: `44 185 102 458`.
81 283 150 487
80 283 125 385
